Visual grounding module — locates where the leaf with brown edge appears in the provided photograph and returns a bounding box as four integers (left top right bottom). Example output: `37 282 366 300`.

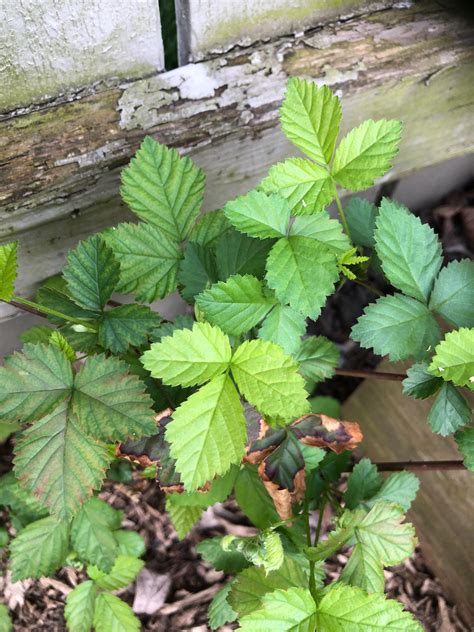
290 413 363 454
244 422 286 466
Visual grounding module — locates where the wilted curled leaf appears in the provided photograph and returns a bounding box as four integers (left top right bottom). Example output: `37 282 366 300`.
244 420 286 465
291 413 363 454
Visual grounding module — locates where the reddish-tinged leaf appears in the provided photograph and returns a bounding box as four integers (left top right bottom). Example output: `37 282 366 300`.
290 414 363 454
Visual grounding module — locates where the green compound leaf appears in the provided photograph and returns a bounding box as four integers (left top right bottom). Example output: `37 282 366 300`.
351 294 441 361
429 328 474 388
365 471 420 512
209 583 238 630
295 336 339 383
93 592 140 632
0 343 73 424
429 259 474 327
14 401 110 520
65 581 97 632
266 237 339 319
98 304 161 354
239 587 316 631
0 241 17 301
455 427 474 471
345 197 378 248
216 229 272 280
142 321 231 387
374 198 443 303
71 497 122 572
104 222 181 303
231 339 309 421
190 209 231 247
402 362 443 400
63 235 120 313
258 305 306 355
88 555 144 591
166 495 203 539
166 374 246 490
10 516 69 581
289 211 351 254
316 583 422 630
120 136 205 242
427 383 471 436
280 77 342 165
344 458 383 510
332 119 402 191
224 190 290 239
73 354 156 442
261 158 334 214
196 275 275 336
178 241 218 303
340 542 384 593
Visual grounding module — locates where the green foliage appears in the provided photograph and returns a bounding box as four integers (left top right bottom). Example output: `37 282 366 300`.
238 586 317 631
289 211 351 254
402 362 442 400
258 305 306 355
295 336 339 383
166 495 203 539
0 605 12 632
93 592 140 632
215 229 272 280
345 197 378 247
98 304 160 353
429 259 474 327
87 555 144 591
65 581 97 632
178 241 217 302
455 427 474 471
344 458 383 510
0 242 17 301
208 583 238 629
429 328 474 388
224 190 290 239
427 382 470 436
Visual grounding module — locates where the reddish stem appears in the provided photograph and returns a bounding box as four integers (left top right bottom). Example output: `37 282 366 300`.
335 368 406 381
348 459 464 472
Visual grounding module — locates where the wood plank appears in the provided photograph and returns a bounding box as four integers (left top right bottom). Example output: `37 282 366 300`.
0 0 164 112
343 365 474 624
175 0 395 62
1 3 473 314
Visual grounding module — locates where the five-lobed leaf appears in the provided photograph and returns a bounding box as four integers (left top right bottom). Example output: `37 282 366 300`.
65 581 97 632
0 241 17 301
429 259 474 327
258 305 306 355
428 328 474 388
224 190 290 239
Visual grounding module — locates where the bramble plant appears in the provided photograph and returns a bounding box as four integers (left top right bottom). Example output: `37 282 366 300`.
0 77 472 631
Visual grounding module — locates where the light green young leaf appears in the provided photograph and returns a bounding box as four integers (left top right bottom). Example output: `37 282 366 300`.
365 471 420 512
73 354 156 441
190 209 231 246
316 583 422 630
306 510 363 563
402 362 443 400
427 382 471 436
71 498 122 572
209 582 238 630
120 136 205 241
258 305 306 355
216 229 272 281
196 275 275 336
88 555 144 591
224 190 290 239
0 343 73 423
19 325 54 345
166 495 203 539
332 119 402 191
345 197 378 248
340 543 384 593
351 294 440 361
178 241 217 302
280 78 342 165
344 458 383 510
239 587 316 631
115 530 146 558
166 374 246 489
227 531 284 574
0 604 12 632
231 339 309 421
289 211 351 254
98 304 161 354
65 581 97 632
429 259 474 327
261 158 334 214
0 242 17 301
93 592 140 632
455 427 474 471
49 331 76 362
295 336 339 383
374 199 442 302
63 235 120 313
266 237 339 319
142 321 231 387
429 328 474 388
14 401 110 520
10 517 69 581
104 222 181 302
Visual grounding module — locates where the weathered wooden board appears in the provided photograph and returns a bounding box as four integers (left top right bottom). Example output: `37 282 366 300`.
175 0 395 62
343 365 474 624
1 3 473 316
0 0 164 112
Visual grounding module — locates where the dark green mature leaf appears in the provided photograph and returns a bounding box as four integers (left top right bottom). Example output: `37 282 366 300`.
37 276 98 324
344 458 383 509
427 383 471 436
429 328 474 388
258 305 306 355
332 119 402 191
150 314 194 341
197 537 250 574
98 304 161 353
0 344 73 424
63 235 120 313
345 197 378 248
208 583 238 630
93 592 140 632
104 222 181 303
289 211 351 254
224 190 290 239
295 336 339 383
10 517 69 581
266 237 339 319
375 199 442 303
178 241 217 303
0 472 48 525
261 158 333 214
402 362 442 399
234 464 280 529
429 259 474 327
455 427 474 471
352 294 440 361
190 209 231 246
65 581 97 632
365 471 419 512
120 136 205 241
19 325 54 345
239 586 316 631
0 241 17 301
280 77 342 165
261 435 305 492
216 229 272 280
14 402 110 520
196 274 275 336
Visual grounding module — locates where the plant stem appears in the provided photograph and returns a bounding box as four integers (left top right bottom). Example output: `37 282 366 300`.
348 459 465 472
334 367 406 381
332 185 352 241
9 295 97 332
308 498 327 602
352 279 384 297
